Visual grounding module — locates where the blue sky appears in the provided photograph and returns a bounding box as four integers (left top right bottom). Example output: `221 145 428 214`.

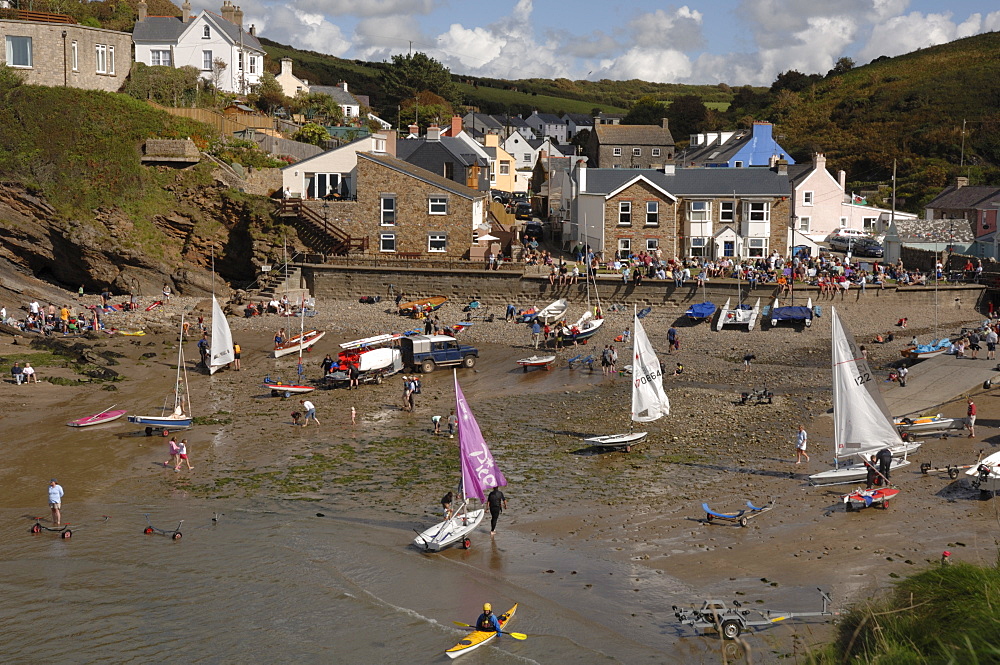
192 0 1000 86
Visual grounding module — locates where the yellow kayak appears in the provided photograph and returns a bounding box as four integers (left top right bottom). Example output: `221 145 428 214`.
446 603 517 659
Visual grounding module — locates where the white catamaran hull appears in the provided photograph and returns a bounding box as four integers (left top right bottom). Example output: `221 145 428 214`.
717 297 762 332
966 450 1000 494
412 508 485 552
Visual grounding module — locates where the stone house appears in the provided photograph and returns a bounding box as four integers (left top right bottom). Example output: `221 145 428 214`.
586 120 675 169
395 124 490 192
331 152 487 258
1 13 131 91
132 0 264 95
924 177 1000 222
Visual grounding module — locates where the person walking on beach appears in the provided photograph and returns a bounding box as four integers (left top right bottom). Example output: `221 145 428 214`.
601 345 612 376
966 397 977 437
487 487 507 537
401 376 412 412
743 352 755 372
531 320 542 349
431 414 442 435
897 364 908 387
174 439 194 471
164 435 179 467
48 479 64 525
441 491 454 519
232 342 241 371
351 406 356 426
300 399 319 427
447 410 458 438
987 327 998 360
795 425 810 464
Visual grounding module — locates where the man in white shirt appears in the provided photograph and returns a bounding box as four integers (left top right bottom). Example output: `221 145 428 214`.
299 399 319 427
48 479 64 525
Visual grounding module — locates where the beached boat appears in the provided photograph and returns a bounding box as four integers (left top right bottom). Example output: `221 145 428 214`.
128 317 193 429
900 338 951 359
770 297 813 327
445 604 518 659
516 355 556 371
843 487 900 511
208 295 235 374
413 372 507 553
584 309 669 452
262 377 315 396
716 297 761 332
894 413 963 436
67 406 127 427
685 301 717 322
537 298 568 324
560 310 604 344
327 334 403 385
273 329 325 358
967 450 1000 497
809 308 915 486
398 295 447 316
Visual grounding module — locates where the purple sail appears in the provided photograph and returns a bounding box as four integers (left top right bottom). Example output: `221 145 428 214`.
455 375 507 502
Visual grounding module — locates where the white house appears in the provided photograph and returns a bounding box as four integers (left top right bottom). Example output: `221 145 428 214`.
274 56 309 97
525 111 568 144
132 0 264 95
281 133 394 199
502 133 566 171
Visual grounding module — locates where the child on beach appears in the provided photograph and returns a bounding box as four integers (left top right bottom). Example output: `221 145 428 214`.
164 436 179 468
174 439 193 471
431 415 442 434
291 411 302 426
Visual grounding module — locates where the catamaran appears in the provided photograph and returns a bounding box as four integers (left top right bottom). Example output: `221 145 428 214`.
809 308 918 486
413 372 507 552
208 295 235 374
128 316 193 429
583 308 669 452
716 297 761 331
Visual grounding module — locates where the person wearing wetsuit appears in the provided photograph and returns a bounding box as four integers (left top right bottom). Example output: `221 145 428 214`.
865 455 880 489
476 603 502 635
876 447 893 482
487 487 507 537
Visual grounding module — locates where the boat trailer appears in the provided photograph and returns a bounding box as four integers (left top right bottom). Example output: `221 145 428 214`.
674 588 835 639
703 500 775 527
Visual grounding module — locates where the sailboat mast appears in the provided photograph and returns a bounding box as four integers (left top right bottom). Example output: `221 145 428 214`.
176 313 186 413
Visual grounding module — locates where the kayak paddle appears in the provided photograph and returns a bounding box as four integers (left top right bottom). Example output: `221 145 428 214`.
451 621 527 640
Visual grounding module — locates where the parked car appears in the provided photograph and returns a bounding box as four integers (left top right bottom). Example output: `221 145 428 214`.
400 335 478 373
523 223 544 242
852 238 885 257
514 202 533 220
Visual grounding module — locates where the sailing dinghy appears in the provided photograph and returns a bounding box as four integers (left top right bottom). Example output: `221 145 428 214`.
808 308 917 486
128 316 193 430
208 295 235 374
67 406 127 427
537 298 568 324
413 372 507 552
583 309 669 452
770 298 813 327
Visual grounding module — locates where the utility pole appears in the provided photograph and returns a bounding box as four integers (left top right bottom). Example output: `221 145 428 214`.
960 119 967 167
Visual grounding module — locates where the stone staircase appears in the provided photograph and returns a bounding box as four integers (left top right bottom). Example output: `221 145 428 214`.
257 266 310 303
277 200 368 256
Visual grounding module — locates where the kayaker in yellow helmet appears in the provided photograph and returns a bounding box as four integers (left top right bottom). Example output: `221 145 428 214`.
476 603 503 635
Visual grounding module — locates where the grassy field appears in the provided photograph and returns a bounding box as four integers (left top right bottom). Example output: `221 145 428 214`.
457 83 628 115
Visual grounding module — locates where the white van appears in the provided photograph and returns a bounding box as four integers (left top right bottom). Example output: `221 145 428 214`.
828 228 868 242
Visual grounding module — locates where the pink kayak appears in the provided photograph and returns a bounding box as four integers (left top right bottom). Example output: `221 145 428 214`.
67 408 127 427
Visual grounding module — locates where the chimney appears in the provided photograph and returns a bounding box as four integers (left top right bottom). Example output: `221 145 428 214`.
338 81 348 92
248 24 256 36
775 159 788 176
221 1 235 24
813 152 826 170
181 0 190 21
956 176 969 188
280 58 292 76
233 5 244 28
661 118 669 130
577 158 587 192
450 115 462 137
838 170 846 192
137 0 147 22
407 123 419 137
426 123 441 141
662 164 675 176
485 133 499 148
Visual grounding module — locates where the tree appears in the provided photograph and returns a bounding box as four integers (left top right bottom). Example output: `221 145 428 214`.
306 92 344 126
382 52 460 109
622 96 668 125
665 94 709 139
400 90 454 132
209 58 227 104
771 70 822 94
122 63 199 106
829 57 855 76
570 128 591 154
251 72 286 116
293 123 330 147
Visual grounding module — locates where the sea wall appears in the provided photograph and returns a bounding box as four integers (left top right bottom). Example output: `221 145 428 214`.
304 263 989 315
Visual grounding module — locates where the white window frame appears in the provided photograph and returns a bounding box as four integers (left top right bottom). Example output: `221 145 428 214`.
202 50 213 71
248 55 257 75
720 201 735 223
71 41 78 71
646 238 658 252
798 216 811 232
840 217 848 228
734 160 744 168
618 201 632 226
488 161 496 184
238 51 244 71
108 46 115 75
746 202 770 223
95 44 107 74
617 238 631 259
380 196 396 226
499 161 510 176
689 200 711 223
632 147 641 156
652 148 661 157
523 153 531 162
6 36 32 68
380 233 396 253
428 234 447 253
151 50 171 67
203 25 211 39
645 201 659 226
803 190 814 205
689 237 707 258
863 216 877 231
747 237 767 258
613 147 622 156
428 196 448 215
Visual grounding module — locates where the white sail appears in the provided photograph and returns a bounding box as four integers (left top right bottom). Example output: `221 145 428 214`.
209 295 235 375
831 307 903 457
631 313 670 422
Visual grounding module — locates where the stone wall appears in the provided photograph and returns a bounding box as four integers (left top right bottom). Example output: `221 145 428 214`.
0 20 131 92
244 167 283 197
144 139 200 158
603 180 678 258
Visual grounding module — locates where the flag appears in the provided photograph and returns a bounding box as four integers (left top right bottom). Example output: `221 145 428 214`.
853 193 867 205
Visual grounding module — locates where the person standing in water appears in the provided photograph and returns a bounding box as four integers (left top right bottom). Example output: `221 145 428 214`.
48 479 64 525
487 487 507 537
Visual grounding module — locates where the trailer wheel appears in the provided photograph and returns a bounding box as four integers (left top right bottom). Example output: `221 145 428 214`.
948 468 960 479
375 374 383 385
721 619 742 640
882 500 890 509
739 516 749 527
31 523 41 533
144 527 154 534
981 490 993 500
172 532 182 540
463 537 471 549
705 513 713 522
624 445 632 453
61 530 72 539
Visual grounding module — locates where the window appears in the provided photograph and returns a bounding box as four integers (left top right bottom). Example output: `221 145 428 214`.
203 25 211 39
238 51 243 71
380 196 396 225
202 50 213 71
723 240 735 257
690 237 707 257
652 148 661 157
689 201 710 222
633 147 641 156
617 238 631 259
747 238 767 257
443 162 454 180
343 105 352 117
798 216 811 232
489 162 496 184
380 233 396 252
108 46 115 75
747 202 770 222
863 217 877 231
618 201 632 226
612 164 622 169
95 44 107 74
645 201 659 226
499 162 510 175
734 161 744 168
803 191 814 205
720 201 735 223
428 196 448 215
523 153 531 162
71 41 78 71
151 50 171 66
613 147 622 156
248 55 256 75
428 234 447 252
840 217 848 228
646 238 658 252
5 36 32 67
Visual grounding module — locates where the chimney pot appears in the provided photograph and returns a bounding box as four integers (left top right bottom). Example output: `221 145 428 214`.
137 0 147 22
181 0 190 22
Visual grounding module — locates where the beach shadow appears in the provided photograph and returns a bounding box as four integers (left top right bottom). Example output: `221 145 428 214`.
679 461 806 481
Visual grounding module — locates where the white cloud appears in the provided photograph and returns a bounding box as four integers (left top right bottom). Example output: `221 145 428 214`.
292 0 434 18
856 11 981 62
594 48 693 83
247 6 352 55
628 7 704 50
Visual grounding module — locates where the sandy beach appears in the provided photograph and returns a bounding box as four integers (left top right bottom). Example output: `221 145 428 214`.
1 272 996 663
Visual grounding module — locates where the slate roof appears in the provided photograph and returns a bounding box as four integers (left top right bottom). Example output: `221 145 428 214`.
683 133 746 164
582 167 788 197
310 85 358 107
395 136 487 167
358 152 483 200
891 217 976 243
594 124 674 146
533 112 565 125
787 164 814 187
133 12 262 51
924 184 1000 210
492 114 531 129
565 113 593 126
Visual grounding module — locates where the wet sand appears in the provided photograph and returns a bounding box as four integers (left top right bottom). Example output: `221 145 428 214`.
1 282 996 662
